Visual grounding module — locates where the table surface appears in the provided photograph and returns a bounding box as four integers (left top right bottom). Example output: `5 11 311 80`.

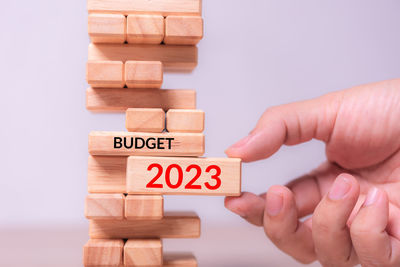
0 223 320 267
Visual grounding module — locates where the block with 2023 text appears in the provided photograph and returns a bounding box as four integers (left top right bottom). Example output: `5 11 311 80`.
127 156 241 196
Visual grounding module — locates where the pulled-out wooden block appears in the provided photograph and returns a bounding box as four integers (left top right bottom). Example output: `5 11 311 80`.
126 108 165 132
166 109 204 133
125 195 163 220
88 156 127 193
88 14 126 43
127 156 241 196
88 43 197 71
164 16 203 45
85 194 125 220
86 61 124 88
164 253 197 267
89 131 204 156
124 239 163 266
87 0 202 16
125 61 163 89
86 88 196 112
83 239 124 267
127 15 164 44
89 212 200 239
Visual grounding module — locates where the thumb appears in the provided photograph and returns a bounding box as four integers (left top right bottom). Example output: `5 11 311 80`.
225 92 342 162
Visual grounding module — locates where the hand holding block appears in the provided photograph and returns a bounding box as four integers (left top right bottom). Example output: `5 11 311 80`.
127 15 164 44
125 195 163 220
86 61 124 88
88 14 126 43
89 131 204 156
124 239 163 266
164 16 203 45
125 61 163 89
127 156 241 196
83 239 124 267
164 253 197 267
85 194 124 220
126 108 165 132
166 109 204 133
89 212 200 239
88 156 127 193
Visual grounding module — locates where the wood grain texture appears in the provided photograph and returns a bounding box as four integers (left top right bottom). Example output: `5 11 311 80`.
124 239 163 266
87 0 202 16
85 194 125 220
125 195 163 220
127 156 241 196
163 253 197 267
166 109 204 133
86 61 124 88
83 239 124 267
86 88 196 112
88 156 127 193
125 61 163 89
89 212 200 239
88 14 126 43
88 43 197 71
126 108 165 133
164 16 203 45
89 131 205 156
127 15 164 44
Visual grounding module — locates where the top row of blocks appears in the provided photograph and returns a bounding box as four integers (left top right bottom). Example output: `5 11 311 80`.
89 14 203 45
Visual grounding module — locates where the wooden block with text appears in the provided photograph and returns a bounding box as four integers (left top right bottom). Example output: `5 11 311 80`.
124 239 163 266
89 212 200 239
125 195 163 220
89 131 204 156
166 109 204 133
86 88 196 112
88 14 126 43
164 253 197 267
126 108 165 132
83 239 124 267
127 156 241 196
87 0 202 16
88 156 127 193
125 61 163 89
86 61 124 88
85 194 125 220
127 15 164 44
164 16 203 45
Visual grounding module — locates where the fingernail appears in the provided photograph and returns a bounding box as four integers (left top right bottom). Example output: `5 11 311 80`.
229 134 252 149
266 191 283 216
363 187 379 206
328 175 352 200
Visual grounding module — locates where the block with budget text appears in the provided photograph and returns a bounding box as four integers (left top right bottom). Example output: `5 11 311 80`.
83 239 124 267
127 15 164 44
166 109 204 133
88 14 126 43
86 61 124 88
125 61 163 89
126 156 241 196
125 195 164 220
85 194 125 220
124 239 163 266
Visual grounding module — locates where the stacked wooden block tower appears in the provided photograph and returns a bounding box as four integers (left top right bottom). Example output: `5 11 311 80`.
83 0 242 266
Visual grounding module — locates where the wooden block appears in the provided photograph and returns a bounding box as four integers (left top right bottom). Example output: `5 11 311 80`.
86 61 124 88
125 61 163 89
127 156 241 196
89 131 204 156
87 0 202 16
86 88 196 112
163 253 197 267
88 156 127 193
124 239 163 266
164 16 203 45
126 108 165 132
88 43 197 71
89 212 200 239
166 109 204 133
125 195 163 220
127 15 164 44
85 194 125 220
88 14 126 44
83 239 124 267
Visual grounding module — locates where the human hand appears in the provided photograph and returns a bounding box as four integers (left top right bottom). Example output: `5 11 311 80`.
225 79 400 266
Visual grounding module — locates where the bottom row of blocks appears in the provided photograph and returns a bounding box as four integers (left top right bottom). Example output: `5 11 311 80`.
84 239 197 267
